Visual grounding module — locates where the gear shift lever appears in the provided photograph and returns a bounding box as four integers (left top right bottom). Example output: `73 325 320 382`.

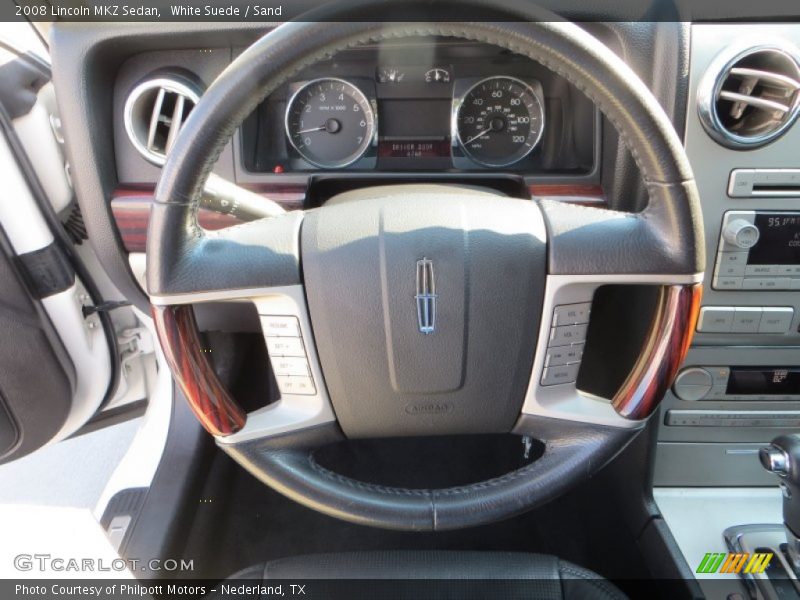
761 434 800 572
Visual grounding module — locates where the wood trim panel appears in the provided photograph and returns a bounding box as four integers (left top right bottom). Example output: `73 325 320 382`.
151 304 246 436
111 185 306 252
112 184 603 253
612 283 703 420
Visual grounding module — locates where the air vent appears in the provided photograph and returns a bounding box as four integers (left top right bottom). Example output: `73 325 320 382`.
123 75 201 165
698 44 800 149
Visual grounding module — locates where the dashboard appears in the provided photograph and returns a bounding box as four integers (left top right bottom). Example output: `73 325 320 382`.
114 39 598 186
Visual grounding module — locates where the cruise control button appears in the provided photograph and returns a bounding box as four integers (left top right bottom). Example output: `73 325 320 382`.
759 307 794 333
276 375 316 396
731 307 762 333
271 356 310 376
266 337 306 357
545 343 584 367
261 315 301 337
697 307 735 333
541 363 580 386
553 303 592 326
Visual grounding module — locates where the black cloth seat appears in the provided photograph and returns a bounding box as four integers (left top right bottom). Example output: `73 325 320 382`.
209 551 627 599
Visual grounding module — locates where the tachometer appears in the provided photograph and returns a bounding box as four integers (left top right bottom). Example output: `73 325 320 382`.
455 76 544 167
285 78 375 169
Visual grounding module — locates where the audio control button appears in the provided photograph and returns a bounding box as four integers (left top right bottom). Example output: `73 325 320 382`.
697 307 735 333
745 265 779 276
777 265 800 276
722 219 760 250
673 368 713 401
741 278 784 290
713 276 743 290
759 307 794 333
732 307 762 333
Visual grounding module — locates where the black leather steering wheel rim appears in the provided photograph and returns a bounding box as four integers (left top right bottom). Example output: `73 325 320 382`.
148 4 703 531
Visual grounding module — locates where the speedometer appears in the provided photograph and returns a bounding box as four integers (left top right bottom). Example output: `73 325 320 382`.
455 76 544 167
285 78 375 169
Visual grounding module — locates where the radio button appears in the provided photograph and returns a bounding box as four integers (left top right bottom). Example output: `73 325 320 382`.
713 276 743 290
711 367 731 385
792 279 800 290
777 265 800 276
545 343 584 367
732 307 762 333
697 306 735 332
745 265 778 276
759 307 794 333
717 251 749 265
716 261 746 277
705 386 728 400
741 278 784 290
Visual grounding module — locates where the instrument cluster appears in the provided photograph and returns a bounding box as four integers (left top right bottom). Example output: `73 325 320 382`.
239 44 596 176
283 71 546 170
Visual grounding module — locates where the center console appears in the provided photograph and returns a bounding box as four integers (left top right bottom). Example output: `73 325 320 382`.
655 22 800 600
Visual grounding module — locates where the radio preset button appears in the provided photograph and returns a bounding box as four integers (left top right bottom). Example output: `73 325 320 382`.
697 307 735 333
732 307 763 333
777 265 800 276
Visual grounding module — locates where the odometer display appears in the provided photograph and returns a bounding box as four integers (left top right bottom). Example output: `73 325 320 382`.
456 76 544 167
285 78 375 169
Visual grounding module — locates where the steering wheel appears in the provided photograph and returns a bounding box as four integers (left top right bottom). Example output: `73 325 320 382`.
147 4 704 531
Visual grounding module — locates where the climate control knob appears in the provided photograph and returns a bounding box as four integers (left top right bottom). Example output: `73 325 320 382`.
723 219 760 249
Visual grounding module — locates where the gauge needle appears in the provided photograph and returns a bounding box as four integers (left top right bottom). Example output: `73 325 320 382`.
463 126 493 146
296 125 327 134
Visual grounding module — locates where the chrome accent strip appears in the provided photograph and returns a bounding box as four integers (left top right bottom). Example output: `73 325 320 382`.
451 75 545 168
283 77 376 169
415 258 437 335
697 41 800 150
123 76 201 167
215 285 336 444
516 272 703 431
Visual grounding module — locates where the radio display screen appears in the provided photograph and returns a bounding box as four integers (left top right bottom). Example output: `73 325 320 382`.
748 213 800 265
728 368 800 395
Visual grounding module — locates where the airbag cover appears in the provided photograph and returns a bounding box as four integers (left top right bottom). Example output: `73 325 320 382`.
302 185 546 438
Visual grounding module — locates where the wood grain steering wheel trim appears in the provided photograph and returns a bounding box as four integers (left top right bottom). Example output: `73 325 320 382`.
152 305 246 436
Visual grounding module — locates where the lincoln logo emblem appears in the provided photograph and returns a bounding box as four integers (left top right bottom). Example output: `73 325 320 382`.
415 258 437 334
